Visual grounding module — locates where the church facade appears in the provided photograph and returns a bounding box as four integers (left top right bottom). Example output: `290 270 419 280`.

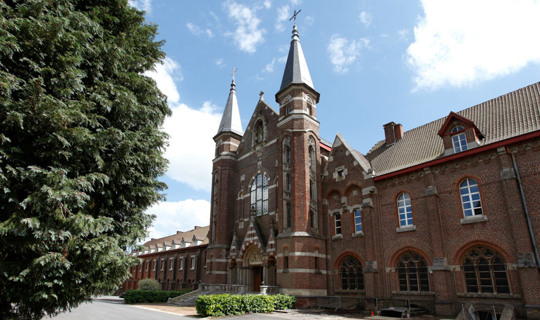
204 22 540 318
123 22 540 319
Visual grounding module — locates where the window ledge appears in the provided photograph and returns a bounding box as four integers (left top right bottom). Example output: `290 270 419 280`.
457 292 519 299
460 215 487 224
332 234 343 241
392 291 435 296
352 231 364 238
396 225 416 233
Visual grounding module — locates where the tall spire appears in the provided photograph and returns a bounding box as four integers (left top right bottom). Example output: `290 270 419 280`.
217 71 243 136
278 17 314 92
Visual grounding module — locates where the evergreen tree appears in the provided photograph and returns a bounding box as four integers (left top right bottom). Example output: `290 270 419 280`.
0 0 170 318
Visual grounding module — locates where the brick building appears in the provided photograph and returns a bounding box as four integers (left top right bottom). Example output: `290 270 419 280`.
124 22 540 319
122 226 209 291
205 22 540 319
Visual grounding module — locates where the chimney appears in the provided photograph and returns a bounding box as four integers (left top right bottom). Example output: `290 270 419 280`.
383 122 396 146
394 123 403 140
383 122 403 146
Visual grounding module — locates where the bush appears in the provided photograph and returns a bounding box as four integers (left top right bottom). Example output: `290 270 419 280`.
195 294 295 317
124 289 191 304
268 294 296 310
137 279 160 291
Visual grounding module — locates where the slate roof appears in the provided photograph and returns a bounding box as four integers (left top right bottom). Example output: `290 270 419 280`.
279 25 315 92
365 82 540 176
143 226 209 248
217 79 243 136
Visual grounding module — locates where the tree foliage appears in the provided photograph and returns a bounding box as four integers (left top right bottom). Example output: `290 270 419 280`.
137 278 160 291
0 0 170 318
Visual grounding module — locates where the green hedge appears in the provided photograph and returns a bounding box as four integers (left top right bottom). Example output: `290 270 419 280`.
124 289 192 304
195 294 296 317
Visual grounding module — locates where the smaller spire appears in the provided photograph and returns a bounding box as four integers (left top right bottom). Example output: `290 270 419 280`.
217 68 243 136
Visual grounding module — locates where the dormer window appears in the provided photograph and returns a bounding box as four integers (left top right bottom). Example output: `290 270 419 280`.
451 125 468 153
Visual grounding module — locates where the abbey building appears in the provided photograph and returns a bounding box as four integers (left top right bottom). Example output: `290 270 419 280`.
125 23 540 319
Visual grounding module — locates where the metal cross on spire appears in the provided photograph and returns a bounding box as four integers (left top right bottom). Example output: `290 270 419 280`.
289 9 301 25
231 66 238 81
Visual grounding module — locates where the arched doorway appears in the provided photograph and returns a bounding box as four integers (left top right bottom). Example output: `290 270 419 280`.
243 245 264 292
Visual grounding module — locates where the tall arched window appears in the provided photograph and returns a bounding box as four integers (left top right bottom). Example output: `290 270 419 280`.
250 173 268 216
339 256 364 290
397 193 413 227
397 251 429 292
462 246 510 294
460 178 483 217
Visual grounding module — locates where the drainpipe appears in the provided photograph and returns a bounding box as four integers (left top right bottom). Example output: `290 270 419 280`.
509 150 540 270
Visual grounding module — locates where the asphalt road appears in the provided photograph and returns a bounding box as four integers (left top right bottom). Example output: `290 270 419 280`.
47 296 187 320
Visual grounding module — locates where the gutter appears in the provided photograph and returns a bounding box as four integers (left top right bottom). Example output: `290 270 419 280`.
374 130 540 182
509 150 540 271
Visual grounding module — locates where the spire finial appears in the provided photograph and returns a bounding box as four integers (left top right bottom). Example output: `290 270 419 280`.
230 66 238 81
259 91 264 100
289 9 301 26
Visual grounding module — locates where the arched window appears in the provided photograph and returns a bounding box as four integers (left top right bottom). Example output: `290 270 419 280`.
397 251 429 292
460 179 483 217
339 256 364 290
462 246 510 294
250 173 268 216
451 125 467 153
397 193 413 227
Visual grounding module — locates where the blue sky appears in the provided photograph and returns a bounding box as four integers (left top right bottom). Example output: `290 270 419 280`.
128 0 540 241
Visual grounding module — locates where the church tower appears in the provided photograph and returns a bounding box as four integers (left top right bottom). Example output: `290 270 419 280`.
275 18 327 296
207 76 243 284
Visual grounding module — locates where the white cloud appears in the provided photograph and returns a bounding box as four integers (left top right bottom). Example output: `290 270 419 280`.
186 22 214 38
407 0 540 91
224 1 266 53
359 11 372 27
145 57 221 192
327 35 369 73
263 0 272 9
128 0 152 14
145 199 210 240
145 57 181 104
163 102 221 192
276 5 290 32
215 58 225 68
264 58 276 73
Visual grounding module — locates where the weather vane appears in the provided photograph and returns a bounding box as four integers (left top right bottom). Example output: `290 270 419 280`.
231 66 238 81
289 9 301 25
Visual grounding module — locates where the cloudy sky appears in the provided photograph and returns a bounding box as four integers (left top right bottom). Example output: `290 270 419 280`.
129 0 540 241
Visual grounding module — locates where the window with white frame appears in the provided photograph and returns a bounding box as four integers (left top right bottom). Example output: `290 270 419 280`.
153 259 156 271
169 258 174 271
191 256 196 270
353 208 362 233
334 213 342 235
179 257 184 270
160 259 165 271
250 173 269 216
460 178 483 217
145 261 149 271
397 193 413 227
451 126 468 153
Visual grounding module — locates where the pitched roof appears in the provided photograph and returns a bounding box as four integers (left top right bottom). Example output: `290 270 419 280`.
143 226 209 248
278 25 315 93
217 79 243 136
366 82 540 176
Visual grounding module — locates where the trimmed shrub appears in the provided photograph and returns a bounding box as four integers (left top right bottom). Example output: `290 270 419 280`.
268 294 296 310
195 294 295 317
124 289 191 304
137 279 160 291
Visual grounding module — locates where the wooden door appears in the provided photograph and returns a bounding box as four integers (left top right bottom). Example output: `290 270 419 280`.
252 266 262 292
